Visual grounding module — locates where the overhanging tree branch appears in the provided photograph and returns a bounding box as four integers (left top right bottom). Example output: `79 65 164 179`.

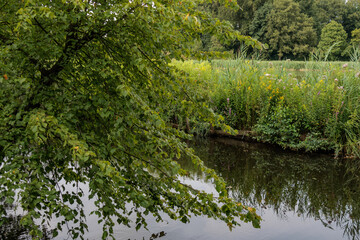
33 17 62 47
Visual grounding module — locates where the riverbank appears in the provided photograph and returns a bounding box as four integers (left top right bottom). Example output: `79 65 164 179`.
170 59 360 158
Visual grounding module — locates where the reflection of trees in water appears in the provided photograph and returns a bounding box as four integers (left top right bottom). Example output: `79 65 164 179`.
182 138 360 240
0 215 52 240
0 202 52 240
1 214 28 240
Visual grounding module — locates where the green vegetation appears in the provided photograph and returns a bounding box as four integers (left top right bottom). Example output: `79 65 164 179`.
318 21 348 60
172 59 360 157
351 28 360 48
265 0 317 60
2 0 360 239
198 0 360 60
0 1 261 239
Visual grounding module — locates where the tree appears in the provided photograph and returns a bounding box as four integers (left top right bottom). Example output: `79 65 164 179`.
294 0 314 15
311 0 347 38
249 1 273 43
351 28 360 48
0 0 261 239
265 0 317 59
345 28 360 59
317 21 348 60
343 0 360 38
198 0 272 55
209 35 228 52
198 1 237 23
233 0 269 34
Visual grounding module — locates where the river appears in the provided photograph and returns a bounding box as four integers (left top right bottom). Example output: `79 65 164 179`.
3 137 360 240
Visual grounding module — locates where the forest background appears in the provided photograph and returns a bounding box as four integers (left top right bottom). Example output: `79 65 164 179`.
197 0 360 60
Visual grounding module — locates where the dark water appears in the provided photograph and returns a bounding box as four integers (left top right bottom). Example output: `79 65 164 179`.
182 138 360 240
4 137 360 239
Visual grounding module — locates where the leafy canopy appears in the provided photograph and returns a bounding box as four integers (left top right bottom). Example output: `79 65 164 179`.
265 0 317 59
318 21 348 60
0 0 260 239
351 28 360 47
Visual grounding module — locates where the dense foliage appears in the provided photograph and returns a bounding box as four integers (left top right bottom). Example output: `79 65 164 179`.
0 1 261 239
318 21 348 60
265 0 317 60
199 0 360 60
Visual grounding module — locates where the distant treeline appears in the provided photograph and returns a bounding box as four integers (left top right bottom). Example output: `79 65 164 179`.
197 0 360 61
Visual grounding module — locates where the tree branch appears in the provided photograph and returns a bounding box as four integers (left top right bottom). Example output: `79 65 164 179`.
137 47 167 74
0 1 8 11
41 27 99 86
33 17 62 47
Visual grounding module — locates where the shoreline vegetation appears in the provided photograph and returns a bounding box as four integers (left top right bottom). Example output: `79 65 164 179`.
170 59 360 159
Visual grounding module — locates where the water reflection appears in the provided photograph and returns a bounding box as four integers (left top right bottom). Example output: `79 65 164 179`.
0 210 52 240
1 214 28 240
182 138 360 240
3 138 360 239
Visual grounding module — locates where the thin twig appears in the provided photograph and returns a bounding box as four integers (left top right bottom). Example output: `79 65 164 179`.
0 1 8 11
33 17 62 47
137 47 167 74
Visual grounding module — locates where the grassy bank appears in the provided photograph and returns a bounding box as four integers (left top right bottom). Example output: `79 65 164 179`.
171 59 360 158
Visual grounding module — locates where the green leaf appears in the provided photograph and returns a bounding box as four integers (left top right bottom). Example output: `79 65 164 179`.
0 1 259 239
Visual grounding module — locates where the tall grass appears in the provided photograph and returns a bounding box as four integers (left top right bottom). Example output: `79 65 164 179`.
172 59 360 157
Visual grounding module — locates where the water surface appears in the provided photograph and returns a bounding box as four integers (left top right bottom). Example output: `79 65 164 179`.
114 137 360 240
4 137 360 239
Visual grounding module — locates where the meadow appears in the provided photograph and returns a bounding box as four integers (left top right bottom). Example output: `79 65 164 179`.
171 59 360 158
